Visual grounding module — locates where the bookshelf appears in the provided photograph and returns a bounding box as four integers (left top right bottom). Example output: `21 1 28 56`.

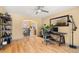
0 13 12 48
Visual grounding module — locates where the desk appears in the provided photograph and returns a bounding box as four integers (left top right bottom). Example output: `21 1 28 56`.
50 31 67 46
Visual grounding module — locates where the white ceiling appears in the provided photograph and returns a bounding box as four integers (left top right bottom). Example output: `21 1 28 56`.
5 6 76 18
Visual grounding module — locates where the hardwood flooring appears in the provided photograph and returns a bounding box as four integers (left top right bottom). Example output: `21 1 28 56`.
0 36 79 53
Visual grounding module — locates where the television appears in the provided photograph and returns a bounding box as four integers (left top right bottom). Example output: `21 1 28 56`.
50 15 70 26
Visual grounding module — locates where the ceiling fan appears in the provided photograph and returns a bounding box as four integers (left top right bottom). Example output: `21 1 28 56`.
35 6 48 15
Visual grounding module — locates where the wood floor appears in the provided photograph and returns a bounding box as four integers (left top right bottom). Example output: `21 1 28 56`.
0 36 79 53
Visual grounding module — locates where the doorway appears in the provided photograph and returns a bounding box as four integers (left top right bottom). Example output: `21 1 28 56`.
23 20 37 37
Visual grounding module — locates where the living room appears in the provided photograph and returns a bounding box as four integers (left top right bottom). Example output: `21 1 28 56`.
0 6 79 53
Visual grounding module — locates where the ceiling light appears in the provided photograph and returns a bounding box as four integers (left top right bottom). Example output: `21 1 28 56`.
38 9 41 12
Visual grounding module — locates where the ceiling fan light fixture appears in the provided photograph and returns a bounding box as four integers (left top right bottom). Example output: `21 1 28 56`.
37 9 41 12
34 6 49 15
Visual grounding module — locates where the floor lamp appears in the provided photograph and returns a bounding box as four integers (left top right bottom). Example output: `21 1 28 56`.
68 15 77 48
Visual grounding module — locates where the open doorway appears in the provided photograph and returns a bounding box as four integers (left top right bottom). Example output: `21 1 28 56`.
22 20 37 37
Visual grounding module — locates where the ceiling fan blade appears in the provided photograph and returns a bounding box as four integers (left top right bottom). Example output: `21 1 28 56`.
41 9 48 13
